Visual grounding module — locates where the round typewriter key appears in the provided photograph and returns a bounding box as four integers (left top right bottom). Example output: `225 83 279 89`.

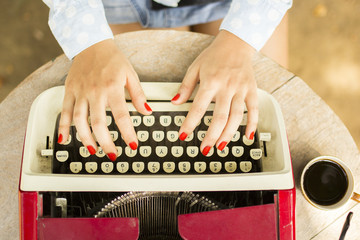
159 115 171 127
139 146 151 157
101 162 114 173
167 131 178 142
56 150 69 162
186 146 198 157
204 116 212 126
174 116 185 127
116 146 122 157
137 131 149 142
155 146 168 157
132 162 145 173
210 162 222 173
231 131 241 142
240 161 252 173
148 162 160 173
250 149 262 160
242 134 254 146
131 116 141 127
143 115 155 127
79 146 90 158
171 146 183 157
225 161 237 173
152 131 165 142
163 162 175 173
116 162 129 173
184 132 194 142
197 131 206 141
96 147 106 157
85 162 98 173
217 147 229 157
179 162 191 173
194 162 206 173
125 146 137 157
70 162 82 173
232 146 244 157
110 131 118 141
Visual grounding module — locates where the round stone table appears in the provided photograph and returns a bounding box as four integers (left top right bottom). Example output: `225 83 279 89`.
0 30 359 239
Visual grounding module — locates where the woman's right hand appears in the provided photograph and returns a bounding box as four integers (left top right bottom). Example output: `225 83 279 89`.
57 39 152 161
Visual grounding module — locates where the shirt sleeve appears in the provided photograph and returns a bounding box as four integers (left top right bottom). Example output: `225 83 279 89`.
43 0 114 59
220 0 292 51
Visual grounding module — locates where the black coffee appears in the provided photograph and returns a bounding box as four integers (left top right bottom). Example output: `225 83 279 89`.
303 160 348 206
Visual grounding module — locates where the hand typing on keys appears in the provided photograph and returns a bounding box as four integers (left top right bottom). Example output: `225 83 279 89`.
57 31 258 160
173 30 258 156
57 39 152 161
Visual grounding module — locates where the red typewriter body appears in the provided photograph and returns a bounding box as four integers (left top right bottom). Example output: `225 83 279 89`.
19 83 295 240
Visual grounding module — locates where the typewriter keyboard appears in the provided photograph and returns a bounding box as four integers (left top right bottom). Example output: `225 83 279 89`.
52 107 263 175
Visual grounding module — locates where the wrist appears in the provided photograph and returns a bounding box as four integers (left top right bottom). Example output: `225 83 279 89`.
215 30 255 56
76 39 118 59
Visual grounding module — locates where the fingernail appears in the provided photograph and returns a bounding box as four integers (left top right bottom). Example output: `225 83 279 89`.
171 93 180 101
179 132 187 141
249 131 255 140
107 153 117 161
218 141 227 151
129 142 138 150
57 134 63 144
87 145 96 155
202 146 211 156
144 102 152 112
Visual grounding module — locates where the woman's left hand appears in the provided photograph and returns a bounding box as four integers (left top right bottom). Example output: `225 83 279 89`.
172 30 258 155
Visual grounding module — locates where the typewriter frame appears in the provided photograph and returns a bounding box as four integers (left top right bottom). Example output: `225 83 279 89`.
19 83 295 239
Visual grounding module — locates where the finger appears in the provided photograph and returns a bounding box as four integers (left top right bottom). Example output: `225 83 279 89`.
89 98 117 161
200 91 232 155
58 92 75 144
72 98 97 155
179 85 216 141
108 92 138 150
172 64 199 104
125 72 152 115
244 88 258 140
216 93 245 150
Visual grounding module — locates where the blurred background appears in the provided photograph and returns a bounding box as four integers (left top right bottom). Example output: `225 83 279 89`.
0 0 359 149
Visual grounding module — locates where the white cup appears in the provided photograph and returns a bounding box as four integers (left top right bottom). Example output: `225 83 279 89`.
300 156 360 210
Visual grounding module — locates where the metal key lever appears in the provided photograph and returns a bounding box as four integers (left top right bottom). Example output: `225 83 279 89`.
259 133 271 157
41 136 54 157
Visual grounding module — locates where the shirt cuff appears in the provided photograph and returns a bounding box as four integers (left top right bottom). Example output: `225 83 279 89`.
220 0 292 51
46 0 114 59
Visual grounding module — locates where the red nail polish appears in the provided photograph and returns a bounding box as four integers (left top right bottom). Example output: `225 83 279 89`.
202 146 211 156
87 145 96 155
144 102 152 112
57 134 63 144
107 153 117 161
129 142 138 150
218 141 227 151
171 93 180 101
179 132 187 141
249 131 255 140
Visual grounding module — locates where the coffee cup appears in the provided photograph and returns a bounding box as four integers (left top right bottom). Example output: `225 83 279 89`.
300 156 360 210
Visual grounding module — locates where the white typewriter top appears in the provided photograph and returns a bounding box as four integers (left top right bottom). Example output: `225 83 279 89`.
20 83 293 192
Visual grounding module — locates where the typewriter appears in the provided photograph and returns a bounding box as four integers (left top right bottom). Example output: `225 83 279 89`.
19 82 295 240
